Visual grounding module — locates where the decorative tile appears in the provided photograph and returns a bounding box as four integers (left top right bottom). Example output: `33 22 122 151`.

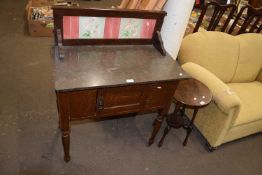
79 17 106 39
119 18 143 38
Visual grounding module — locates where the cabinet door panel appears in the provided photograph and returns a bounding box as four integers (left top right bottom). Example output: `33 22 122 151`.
97 85 144 117
68 90 97 120
144 82 177 110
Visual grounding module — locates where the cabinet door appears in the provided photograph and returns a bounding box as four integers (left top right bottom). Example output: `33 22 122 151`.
96 85 145 117
144 82 177 111
68 90 97 120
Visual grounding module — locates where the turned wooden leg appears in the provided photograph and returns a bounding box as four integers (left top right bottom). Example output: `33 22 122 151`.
149 108 169 146
57 92 71 162
62 131 71 162
158 125 171 147
148 116 165 146
183 108 198 146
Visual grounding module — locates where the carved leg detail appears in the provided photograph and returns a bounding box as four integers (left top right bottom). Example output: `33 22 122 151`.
62 131 71 162
148 117 164 146
158 125 171 147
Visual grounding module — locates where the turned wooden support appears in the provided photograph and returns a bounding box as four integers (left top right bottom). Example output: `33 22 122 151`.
62 131 71 162
149 116 165 146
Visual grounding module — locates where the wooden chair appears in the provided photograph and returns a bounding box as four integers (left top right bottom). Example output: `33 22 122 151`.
228 5 262 34
193 1 237 33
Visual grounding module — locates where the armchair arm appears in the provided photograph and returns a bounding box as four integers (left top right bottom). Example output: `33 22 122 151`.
181 62 241 114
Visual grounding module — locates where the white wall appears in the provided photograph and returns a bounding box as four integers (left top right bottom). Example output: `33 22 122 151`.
161 0 195 59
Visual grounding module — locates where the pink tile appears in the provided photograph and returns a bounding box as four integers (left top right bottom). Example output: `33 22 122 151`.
104 17 121 39
140 19 156 39
63 16 79 39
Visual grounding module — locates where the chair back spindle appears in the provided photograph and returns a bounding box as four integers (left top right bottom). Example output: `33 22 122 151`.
228 5 262 34
193 2 236 33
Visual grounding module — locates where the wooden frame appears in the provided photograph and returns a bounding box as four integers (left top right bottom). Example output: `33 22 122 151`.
53 7 167 46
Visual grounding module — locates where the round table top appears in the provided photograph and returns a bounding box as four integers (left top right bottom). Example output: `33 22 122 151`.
174 78 212 108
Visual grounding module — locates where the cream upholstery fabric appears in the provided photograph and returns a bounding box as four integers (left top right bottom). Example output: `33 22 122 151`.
228 82 262 126
257 70 262 82
182 62 241 114
182 63 241 147
224 120 262 143
231 34 262 82
178 31 262 148
186 102 239 147
178 32 239 83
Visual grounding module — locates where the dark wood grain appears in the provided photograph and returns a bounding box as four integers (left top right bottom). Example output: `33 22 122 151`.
68 90 97 120
152 31 166 56
96 85 145 117
56 81 184 161
174 79 212 108
143 82 177 111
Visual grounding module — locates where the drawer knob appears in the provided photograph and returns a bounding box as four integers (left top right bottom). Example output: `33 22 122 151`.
157 86 162 89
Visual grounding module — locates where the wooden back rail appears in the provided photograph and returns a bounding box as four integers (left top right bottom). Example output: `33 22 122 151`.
53 7 167 55
193 1 236 33
228 5 262 34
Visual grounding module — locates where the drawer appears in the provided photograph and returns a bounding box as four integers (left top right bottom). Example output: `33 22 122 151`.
96 85 145 117
144 82 177 110
67 89 97 120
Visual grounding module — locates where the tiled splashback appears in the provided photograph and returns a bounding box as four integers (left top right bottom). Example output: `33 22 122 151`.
63 16 156 39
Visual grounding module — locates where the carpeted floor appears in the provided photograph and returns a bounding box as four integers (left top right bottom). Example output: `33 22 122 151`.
0 0 261 175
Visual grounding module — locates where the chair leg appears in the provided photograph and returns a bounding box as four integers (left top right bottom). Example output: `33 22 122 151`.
206 142 218 152
158 125 171 147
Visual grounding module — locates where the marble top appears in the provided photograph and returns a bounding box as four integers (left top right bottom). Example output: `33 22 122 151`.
53 45 189 92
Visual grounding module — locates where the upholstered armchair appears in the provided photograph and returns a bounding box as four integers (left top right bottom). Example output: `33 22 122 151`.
178 31 262 149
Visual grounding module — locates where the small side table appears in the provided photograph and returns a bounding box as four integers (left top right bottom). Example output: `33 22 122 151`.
158 78 212 147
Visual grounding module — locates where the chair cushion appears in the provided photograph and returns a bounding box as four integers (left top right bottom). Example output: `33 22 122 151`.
178 32 239 83
231 34 262 83
227 81 262 126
